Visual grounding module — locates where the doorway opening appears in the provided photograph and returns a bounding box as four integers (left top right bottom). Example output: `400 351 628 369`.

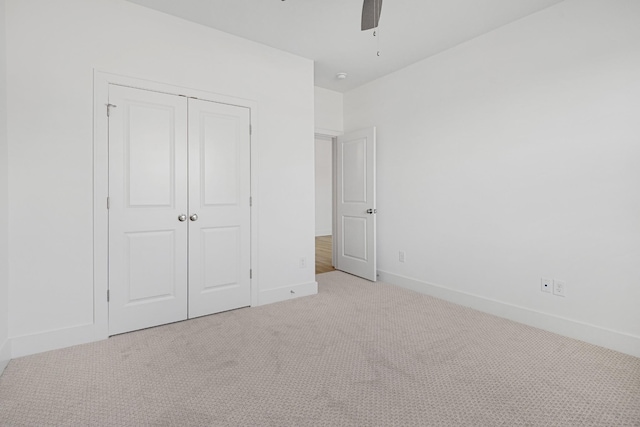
314 134 335 274
314 127 377 281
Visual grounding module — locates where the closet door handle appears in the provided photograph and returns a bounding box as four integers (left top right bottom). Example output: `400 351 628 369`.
190 214 199 222
178 214 187 222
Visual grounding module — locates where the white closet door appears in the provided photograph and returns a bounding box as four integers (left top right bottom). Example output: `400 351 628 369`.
187 99 251 318
108 85 189 335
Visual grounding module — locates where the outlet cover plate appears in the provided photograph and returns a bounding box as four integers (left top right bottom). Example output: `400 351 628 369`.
553 279 566 297
541 277 552 293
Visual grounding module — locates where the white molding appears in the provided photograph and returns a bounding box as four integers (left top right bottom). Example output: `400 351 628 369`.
10 324 97 359
258 281 318 306
249 106 260 309
93 71 110 341
93 70 261 337
332 137 337 268
315 128 342 138
378 270 640 358
315 229 332 237
0 338 11 375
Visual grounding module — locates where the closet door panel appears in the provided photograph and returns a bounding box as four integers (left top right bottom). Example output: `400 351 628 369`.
108 85 188 335
188 99 251 318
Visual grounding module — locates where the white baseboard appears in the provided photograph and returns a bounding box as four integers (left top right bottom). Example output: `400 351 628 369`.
7 282 317 359
0 338 11 375
8 282 317 359
378 270 640 359
258 281 318 306
11 323 102 359
315 230 332 237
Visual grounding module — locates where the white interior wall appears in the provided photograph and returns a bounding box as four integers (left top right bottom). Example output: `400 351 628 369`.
344 0 640 357
314 87 343 135
0 0 10 373
6 0 316 357
314 138 332 236
313 87 342 237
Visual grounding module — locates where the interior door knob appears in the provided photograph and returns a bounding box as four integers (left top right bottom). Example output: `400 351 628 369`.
366 209 377 214
178 214 187 222
190 214 198 222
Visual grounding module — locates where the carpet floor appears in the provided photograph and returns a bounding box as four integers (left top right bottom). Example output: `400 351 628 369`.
0 271 639 426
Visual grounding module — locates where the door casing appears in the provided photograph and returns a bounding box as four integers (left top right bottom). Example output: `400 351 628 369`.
93 71 259 340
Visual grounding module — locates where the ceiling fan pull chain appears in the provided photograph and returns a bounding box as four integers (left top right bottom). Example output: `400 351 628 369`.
375 0 381 56
374 0 378 37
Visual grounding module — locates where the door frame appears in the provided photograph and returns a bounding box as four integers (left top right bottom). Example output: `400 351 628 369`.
93 71 259 339
314 128 377 279
314 130 341 269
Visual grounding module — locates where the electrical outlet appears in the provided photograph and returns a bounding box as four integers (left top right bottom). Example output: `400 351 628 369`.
399 251 406 263
299 257 306 268
553 279 566 297
541 277 552 293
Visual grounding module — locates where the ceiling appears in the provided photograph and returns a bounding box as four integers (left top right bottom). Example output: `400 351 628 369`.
126 0 565 93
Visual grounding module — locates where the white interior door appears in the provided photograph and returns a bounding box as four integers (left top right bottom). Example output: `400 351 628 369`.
108 85 189 335
187 99 252 318
336 127 377 281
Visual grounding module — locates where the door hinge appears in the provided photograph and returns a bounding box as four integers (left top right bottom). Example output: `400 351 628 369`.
250 269 253 279
107 197 110 209
249 125 252 135
249 196 252 207
106 103 117 117
107 290 110 302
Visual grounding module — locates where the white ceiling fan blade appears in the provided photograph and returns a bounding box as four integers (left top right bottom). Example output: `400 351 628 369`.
361 0 383 31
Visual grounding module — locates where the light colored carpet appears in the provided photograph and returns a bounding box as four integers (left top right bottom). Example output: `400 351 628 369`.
1 271 639 426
